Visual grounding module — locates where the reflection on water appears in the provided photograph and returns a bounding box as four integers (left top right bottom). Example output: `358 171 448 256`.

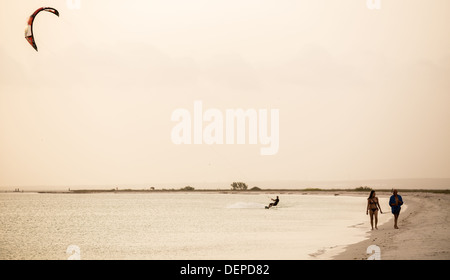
0 193 390 260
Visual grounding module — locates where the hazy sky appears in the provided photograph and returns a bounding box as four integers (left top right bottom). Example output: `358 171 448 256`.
1 0 449 188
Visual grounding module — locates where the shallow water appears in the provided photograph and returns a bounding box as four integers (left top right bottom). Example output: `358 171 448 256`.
0 193 391 260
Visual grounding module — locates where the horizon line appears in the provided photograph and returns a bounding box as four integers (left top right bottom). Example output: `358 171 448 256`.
2 177 450 191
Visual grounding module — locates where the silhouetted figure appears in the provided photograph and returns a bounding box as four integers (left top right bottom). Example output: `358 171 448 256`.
366 190 383 230
389 189 403 229
266 196 279 209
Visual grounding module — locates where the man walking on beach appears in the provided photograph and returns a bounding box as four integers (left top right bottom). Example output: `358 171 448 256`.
389 189 403 229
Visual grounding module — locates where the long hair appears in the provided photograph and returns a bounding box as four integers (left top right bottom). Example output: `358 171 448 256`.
368 190 375 199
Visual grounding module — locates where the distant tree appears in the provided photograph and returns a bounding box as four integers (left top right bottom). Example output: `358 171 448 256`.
230 182 248 191
250 186 261 191
181 186 195 191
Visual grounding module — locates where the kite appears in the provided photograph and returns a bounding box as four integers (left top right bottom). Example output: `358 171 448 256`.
25 7 59 51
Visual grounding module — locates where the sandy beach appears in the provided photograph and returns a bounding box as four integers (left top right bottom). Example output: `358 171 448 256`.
333 192 450 260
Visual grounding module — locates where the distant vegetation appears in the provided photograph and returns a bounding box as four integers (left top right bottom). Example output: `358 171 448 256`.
230 182 248 191
180 186 195 191
34 186 449 194
354 186 373 192
303 188 321 191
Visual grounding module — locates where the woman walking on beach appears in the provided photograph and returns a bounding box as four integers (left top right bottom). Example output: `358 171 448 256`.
389 189 403 229
367 190 382 230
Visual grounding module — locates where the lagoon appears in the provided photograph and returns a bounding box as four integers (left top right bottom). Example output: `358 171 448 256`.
0 192 389 260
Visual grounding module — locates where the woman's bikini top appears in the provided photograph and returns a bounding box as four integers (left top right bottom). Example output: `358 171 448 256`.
368 198 378 209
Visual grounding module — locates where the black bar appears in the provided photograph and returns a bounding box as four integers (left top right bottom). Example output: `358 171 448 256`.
4 260 446 279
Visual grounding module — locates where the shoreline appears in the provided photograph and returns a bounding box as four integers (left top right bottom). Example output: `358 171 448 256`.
2 190 449 260
333 192 450 260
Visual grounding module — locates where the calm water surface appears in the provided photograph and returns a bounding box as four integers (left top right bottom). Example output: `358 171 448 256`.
0 193 390 260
